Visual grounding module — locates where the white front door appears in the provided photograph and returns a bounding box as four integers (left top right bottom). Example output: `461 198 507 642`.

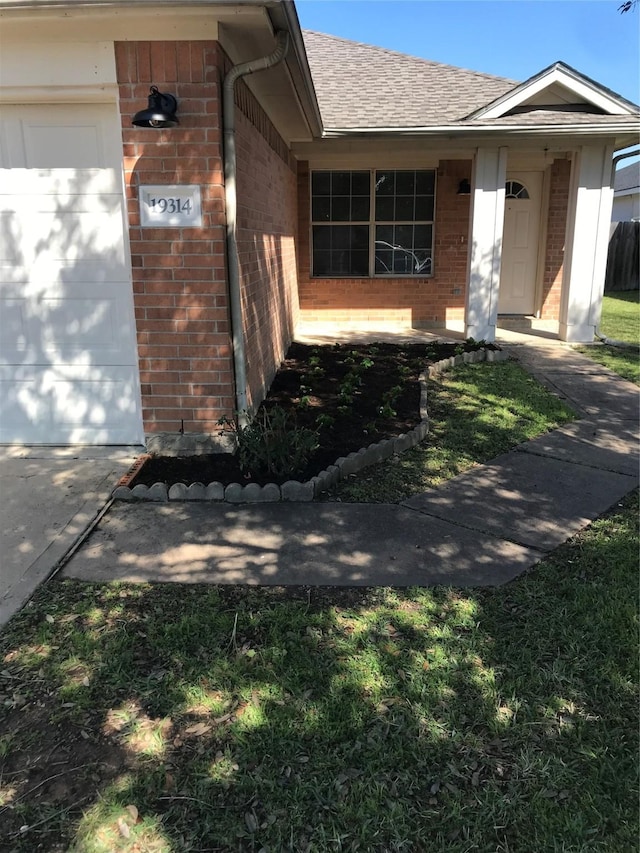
498 172 542 315
0 103 143 444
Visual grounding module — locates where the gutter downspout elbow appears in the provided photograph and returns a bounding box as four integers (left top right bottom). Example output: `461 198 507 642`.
222 30 290 427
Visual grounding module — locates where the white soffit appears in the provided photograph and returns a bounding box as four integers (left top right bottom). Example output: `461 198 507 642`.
471 63 638 120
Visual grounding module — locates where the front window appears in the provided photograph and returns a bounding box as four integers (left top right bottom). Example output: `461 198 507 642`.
311 169 435 277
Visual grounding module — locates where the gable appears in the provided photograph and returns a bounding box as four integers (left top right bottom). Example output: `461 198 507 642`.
470 62 639 120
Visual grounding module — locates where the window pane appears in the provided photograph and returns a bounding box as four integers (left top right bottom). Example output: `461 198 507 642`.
351 225 369 250
394 224 414 247
350 251 369 276
312 226 370 277
375 249 393 274
331 196 351 222
312 196 331 222
416 171 435 194
312 172 330 195
376 224 393 244
312 225 331 251
331 225 352 250
375 171 394 195
413 224 430 248
413 250 432 274
374 169 436 224
395 196 414 221
375 225 432 275
375 197 394 221
331 171 351 195
351 171 370 196
395 171 415 195
414 196 434 221
393 250 412 274
313 250 331 276
351 196 370 221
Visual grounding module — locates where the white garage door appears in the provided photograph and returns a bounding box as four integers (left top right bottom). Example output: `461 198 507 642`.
0 103 143 445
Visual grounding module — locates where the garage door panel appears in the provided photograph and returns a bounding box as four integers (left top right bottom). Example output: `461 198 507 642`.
23 123 104 169
1 169 123 198
0 209 127 269
1 104 113 169
0 103 143 445
0 366 143 444
0 284 135 365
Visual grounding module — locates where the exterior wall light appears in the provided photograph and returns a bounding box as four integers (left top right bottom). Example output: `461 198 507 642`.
457 178 471 195
132 86 179 128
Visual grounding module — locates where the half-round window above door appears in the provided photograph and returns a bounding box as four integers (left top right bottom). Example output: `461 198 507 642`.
505 180 530 199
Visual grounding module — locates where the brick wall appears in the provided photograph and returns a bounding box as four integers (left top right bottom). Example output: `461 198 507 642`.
234 80 299 412
540 158 571 320
116 40 233 436
297 159 471 327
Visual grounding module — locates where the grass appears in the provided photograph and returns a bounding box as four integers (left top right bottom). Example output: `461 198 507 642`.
0 490 637 852
576 291 640 384
329 360 575 503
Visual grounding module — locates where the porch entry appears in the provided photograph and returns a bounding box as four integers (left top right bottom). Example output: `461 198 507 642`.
498 171 543 315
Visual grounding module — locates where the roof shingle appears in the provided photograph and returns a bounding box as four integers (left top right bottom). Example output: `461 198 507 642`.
302 29 516 128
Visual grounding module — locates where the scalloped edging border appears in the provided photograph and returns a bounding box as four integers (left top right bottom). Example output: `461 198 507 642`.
113 347 509 504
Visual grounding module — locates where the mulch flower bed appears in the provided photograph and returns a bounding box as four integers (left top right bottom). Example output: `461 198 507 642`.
132 340 490 488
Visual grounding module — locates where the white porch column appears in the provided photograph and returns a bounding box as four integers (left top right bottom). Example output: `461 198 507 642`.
559 143 615 342
465 146 508 342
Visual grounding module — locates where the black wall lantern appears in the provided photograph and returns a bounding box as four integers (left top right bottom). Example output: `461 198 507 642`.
132 86 179 128
457 178 471 195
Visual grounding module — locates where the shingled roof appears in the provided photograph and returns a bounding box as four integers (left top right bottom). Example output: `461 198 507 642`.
614 162 640 193
302 29 517 128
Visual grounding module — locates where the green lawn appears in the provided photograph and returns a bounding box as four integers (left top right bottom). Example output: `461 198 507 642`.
329 360 574 503
0 491 637 852
576 291 640 384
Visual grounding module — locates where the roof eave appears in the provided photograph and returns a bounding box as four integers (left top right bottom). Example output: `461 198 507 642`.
322 122 640 138
267 0 323 137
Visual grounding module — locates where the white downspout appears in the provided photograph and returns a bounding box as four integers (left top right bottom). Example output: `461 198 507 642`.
223 30 290 426
594 146 640 346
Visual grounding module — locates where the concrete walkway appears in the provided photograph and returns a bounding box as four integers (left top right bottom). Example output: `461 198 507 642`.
0 446 141 625
60 344 639 589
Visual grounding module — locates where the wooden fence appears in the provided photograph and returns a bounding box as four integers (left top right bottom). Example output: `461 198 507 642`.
605 221 639 292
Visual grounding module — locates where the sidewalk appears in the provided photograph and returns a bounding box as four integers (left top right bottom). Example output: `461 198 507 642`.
61 344 639 589
0 446 141 625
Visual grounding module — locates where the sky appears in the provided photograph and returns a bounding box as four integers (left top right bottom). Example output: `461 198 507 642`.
295 0 640 105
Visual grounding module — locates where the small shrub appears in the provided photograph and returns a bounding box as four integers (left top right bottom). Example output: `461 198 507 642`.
220 407 319 478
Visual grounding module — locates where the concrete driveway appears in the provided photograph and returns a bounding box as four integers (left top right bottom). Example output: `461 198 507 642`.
0 446 142 627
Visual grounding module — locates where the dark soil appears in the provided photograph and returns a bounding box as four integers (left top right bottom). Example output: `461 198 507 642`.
132 340 486 488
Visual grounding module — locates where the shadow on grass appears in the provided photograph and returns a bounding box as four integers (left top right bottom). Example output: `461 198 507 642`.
0 491 637 852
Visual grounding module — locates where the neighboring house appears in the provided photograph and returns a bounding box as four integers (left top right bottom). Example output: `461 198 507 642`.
0 0 638 447
612 161 640 221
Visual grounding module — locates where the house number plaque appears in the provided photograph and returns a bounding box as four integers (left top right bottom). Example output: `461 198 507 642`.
139 184 202 228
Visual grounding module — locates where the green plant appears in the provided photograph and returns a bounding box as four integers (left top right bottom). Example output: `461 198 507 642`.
316 413 335 429
378 402 397 418
220 407 319 478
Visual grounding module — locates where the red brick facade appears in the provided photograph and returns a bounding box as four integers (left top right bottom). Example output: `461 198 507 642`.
116 40 298 435
234 84 299 411
116 41 572 438
116 40 231 436
297 159 472 328
540 158 571 320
